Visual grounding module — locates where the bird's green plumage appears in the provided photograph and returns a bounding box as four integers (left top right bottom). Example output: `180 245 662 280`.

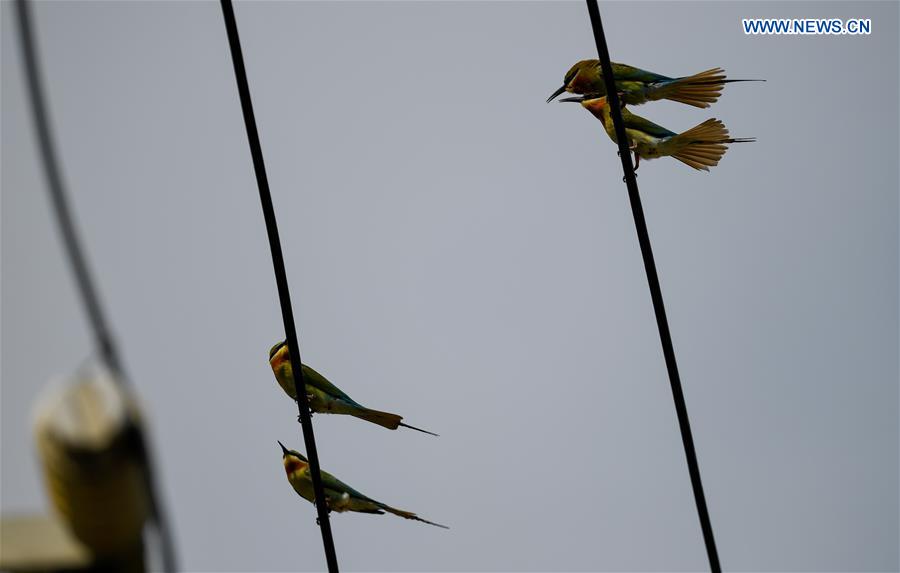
583 101 676 145
569 96 755 171
549 60 759 108
605 62 671 83
280 446 448 527
267 340 438 435
318 470 375 503
619 109 677 139
555 60 673 102
268 340 356 403
300 364 357 404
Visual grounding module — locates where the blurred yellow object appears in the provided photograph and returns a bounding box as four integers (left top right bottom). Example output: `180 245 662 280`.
0 513 91 571
32 365 150 562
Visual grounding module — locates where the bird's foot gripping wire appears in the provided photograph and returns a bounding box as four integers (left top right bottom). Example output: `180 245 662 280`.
316 509 333 526
296 397 317 423
621 148 640 180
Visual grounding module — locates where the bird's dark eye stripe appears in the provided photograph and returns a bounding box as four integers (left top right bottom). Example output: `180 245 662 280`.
269 341 285 360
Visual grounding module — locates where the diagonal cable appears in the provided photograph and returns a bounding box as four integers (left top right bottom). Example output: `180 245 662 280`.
582 1 722 570
13 0 179 570
218 2 339 571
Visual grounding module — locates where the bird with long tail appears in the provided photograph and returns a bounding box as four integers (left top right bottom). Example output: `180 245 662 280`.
561 95 755 171
278 441 448 528
547 60 763 108
268 341 438 436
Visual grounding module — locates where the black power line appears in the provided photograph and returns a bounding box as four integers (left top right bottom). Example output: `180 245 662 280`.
13 1 178 570
582 2 722 571
218 2 339 571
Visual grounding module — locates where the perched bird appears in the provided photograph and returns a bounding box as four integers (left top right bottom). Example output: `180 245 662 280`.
268 341 437 436
561 95 755 171
547 60 762 108
278 441 448 528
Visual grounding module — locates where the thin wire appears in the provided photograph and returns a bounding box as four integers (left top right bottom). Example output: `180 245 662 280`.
582 2 722 571
15 0 117 376
217 2 339 571
13 1 178 570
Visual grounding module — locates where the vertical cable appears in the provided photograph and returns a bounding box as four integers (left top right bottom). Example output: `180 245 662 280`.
582 2 722 570
13 1 178 570
218 2 339 571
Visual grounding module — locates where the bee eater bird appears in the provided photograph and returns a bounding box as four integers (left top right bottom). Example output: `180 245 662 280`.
268 341 438 436
278 441 448 528
561 95 755 171
547 60 762 108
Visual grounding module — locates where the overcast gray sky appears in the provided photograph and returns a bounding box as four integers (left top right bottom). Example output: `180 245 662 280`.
2 1 898 571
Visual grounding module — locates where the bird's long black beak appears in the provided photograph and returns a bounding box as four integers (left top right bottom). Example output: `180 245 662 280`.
546 85 567 103
558 95 586 103
278 440 289 456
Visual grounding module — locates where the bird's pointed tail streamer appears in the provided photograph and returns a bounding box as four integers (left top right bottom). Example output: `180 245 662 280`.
380 505 450 529
399 422 440 437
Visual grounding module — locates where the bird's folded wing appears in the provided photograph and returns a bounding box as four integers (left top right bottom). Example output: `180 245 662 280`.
622 111 678 138
301 365 356 403
610 62 670 83
320 470 375 502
